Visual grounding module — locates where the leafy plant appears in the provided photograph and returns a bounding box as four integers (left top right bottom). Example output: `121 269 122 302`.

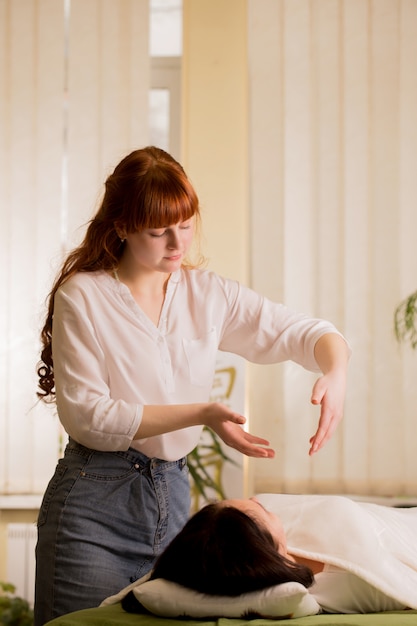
394 290 417 349
0 582 33 626
186 363 242 511
187 426 238 511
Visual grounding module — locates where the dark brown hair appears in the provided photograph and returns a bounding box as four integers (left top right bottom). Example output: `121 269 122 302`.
151 502 314 596
37 146 200 401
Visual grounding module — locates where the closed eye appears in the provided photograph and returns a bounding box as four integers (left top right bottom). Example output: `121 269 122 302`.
179 219 193 230
148 228 167 237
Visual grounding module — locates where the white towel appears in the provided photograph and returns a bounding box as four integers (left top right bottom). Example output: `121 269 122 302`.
257 493 417 610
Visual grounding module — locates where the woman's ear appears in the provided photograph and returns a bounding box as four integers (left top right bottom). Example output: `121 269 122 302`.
114 223 127 241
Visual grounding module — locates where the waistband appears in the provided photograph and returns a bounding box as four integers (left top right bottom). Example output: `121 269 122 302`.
65 438 187 471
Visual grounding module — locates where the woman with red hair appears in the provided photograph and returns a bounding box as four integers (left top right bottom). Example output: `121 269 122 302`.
34 146 349 625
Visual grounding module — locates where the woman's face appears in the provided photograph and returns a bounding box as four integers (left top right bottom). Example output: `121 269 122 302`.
220 497 290 557
121 217 195 274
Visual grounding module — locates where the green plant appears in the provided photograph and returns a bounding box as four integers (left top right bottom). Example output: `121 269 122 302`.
394 289 417 349
0 582 33 626
187 363 242 511
187 426 237 511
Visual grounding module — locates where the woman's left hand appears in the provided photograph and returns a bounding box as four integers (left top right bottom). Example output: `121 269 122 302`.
308 333 350 455
308 370 346 455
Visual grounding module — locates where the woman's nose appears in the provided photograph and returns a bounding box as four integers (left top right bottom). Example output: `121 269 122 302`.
167 228 181 248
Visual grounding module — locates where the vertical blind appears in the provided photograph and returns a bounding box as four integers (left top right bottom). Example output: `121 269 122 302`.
2 0 417 499
0 0 149 493
248 0 417 497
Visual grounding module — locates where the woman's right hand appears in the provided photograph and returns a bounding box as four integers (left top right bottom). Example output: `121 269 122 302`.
138 402 274 458
202 402 275 458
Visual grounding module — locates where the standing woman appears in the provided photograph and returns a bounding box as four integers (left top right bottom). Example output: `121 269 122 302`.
34 146 350 624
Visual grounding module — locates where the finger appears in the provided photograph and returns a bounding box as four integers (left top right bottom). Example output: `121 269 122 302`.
309 422 330 454
242 432 271 446
311 378 326 405
243 435 275 458
309 410 341 455
232 432 275 458
309 432 330 455
309 434 323 455
230 412 246 425
309 408 333 455
241 445 275 459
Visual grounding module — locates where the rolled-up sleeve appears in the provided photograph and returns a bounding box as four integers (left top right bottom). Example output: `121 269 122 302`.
53 288 142 450
216 277 345 372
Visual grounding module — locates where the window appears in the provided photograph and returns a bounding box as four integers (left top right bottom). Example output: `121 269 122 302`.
150 0 182 57
149 0 182 159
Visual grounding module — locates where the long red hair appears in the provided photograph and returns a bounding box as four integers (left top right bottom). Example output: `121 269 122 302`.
37 146 201 401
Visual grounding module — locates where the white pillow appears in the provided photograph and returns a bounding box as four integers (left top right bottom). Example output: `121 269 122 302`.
131 578 321 619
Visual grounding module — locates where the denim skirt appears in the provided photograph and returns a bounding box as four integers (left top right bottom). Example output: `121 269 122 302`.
34 438 190 625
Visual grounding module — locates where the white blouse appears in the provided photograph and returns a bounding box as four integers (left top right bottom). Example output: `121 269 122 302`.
52 268 343 460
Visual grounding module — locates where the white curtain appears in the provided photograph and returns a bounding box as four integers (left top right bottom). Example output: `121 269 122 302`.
248 0 417 497
0 0 149 493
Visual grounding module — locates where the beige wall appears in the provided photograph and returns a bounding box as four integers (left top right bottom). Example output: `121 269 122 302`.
182 0 251 495
182 0 249 283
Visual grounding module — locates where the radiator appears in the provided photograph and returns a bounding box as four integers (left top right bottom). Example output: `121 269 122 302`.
6 523 37 606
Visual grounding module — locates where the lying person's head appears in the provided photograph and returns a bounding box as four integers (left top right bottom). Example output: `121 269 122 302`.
151 497 314 596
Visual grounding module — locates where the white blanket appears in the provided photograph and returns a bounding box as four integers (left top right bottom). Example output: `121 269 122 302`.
257 493 417 610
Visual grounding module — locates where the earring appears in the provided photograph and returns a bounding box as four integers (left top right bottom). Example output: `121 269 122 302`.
120 237 125 243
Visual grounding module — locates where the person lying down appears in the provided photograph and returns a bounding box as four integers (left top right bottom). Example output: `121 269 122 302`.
115 493 417 615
